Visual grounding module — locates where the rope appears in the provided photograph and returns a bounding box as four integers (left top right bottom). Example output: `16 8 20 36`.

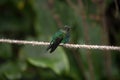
0 39 120 51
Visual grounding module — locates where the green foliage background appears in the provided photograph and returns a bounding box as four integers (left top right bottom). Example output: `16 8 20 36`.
0 0 120 80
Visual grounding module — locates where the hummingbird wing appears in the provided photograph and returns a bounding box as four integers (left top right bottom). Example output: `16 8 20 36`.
49 37 63 53
47 30 64 53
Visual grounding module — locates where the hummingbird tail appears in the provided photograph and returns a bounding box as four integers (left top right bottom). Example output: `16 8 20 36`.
47 38 63 53
50 38 63 53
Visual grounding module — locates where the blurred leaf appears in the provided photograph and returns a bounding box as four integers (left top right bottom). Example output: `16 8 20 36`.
19 41 70 74
0 61 27 79
33 0 57 41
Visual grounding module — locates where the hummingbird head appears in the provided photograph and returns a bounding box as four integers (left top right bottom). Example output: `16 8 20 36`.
63 25 71 32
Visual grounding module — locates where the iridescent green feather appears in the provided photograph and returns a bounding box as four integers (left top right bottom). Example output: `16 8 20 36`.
47 25 70 53
51 30 66 44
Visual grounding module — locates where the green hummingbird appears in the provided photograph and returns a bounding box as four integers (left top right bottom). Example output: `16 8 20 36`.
47 25 71 53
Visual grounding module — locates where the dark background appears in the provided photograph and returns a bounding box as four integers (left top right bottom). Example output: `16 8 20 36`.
0 0 120 80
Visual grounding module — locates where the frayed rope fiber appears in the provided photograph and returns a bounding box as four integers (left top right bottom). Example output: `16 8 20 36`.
0 39 120 51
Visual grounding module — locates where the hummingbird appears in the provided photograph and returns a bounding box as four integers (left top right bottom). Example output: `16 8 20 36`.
47 25 71 53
